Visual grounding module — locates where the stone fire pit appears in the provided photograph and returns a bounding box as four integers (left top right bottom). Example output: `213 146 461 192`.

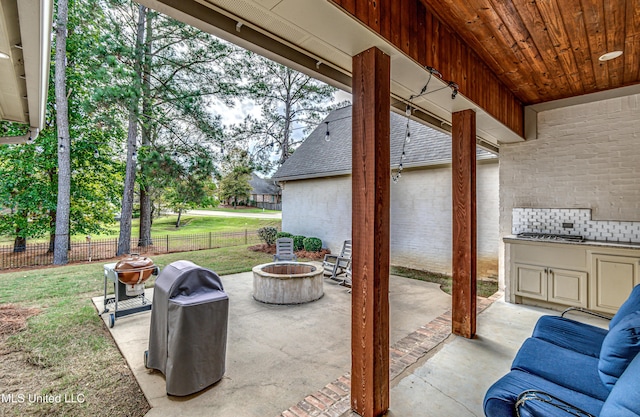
252 262 324 304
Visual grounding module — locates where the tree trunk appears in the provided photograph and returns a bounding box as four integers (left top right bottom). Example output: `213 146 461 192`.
138 11 153 248
175 209 182 228
13 231 26 253
53 0 71 265
48 209 56 253
281 69 293 163
117 5 146 256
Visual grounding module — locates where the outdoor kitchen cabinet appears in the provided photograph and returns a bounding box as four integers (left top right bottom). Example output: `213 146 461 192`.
508 237 640 313
514 262 587 307
589 253 640 314
509 240 589 309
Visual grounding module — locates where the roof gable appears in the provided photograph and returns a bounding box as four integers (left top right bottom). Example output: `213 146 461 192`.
274 105 495 181
249 173 280 195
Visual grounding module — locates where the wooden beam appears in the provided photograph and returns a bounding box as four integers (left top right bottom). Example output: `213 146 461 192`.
330 0 524 136
351 47 391 417
451 109 477 339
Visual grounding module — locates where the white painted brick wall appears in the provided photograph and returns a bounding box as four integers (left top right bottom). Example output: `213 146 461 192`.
282 162 499 277
499 93 640 297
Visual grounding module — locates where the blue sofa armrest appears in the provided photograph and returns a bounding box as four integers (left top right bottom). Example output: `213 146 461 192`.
532 316 607 357
516 390 596 417
511 338 611 401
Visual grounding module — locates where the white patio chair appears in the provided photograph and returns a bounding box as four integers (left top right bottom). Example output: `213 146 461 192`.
273 237 297 262
323 239 352 283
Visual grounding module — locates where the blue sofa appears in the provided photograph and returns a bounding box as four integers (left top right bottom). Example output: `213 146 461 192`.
484 285 640 417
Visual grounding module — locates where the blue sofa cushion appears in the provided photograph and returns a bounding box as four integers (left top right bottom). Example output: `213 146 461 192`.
598 310 640 389
609 284 640 329
532 315 607 357
484 370 604 417
600 351 640 417
512 338 610 401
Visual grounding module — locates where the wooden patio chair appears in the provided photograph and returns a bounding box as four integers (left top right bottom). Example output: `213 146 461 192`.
323 239 352 284
273 237 297 262
343 263 352 290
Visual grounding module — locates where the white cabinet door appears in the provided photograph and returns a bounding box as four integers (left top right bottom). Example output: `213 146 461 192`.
591 254 640 314
548 268 588 308
514 263 547 301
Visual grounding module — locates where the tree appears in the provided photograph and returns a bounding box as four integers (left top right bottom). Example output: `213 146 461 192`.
0 0 124 252
116 4 146 256
54 0 71 264
217 148 253 208
0 131 57 251
138 9 154 247
100 4 240 249
166 176 217 228
230 55 339 171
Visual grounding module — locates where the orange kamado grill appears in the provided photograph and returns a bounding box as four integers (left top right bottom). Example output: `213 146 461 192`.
102 254 159 328
114 255 158 296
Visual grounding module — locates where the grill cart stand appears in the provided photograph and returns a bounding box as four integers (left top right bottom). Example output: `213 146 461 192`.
101 262 158 328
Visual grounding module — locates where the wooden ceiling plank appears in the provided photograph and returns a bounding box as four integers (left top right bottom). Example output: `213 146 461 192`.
419 0 639 104
580 0 611 90
379 1 391 44
421 0 511 76
430 14 442 72
600 0 626 87
400 1 411 55
421 0 536 102
623 0 640 84
336 0 356 15
354 0 369 27
468 0 555 101
389 1 402 54
554 0 599 92
515 0 585 97
409 0 419 59
416 2 427 64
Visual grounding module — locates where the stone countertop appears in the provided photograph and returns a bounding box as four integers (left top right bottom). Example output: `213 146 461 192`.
504 235 640 250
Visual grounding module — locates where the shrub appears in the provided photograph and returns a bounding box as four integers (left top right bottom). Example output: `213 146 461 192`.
293 235 306 251
258 227 278 245
276 232 293 239
303 237 322 252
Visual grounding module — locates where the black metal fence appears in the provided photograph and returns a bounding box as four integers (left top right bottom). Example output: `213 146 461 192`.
0 229 262 270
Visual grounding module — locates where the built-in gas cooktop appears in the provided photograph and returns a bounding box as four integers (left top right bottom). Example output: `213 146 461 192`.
516 232 585 243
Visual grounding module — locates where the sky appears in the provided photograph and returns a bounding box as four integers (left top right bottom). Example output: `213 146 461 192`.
212 89 352 178
212 90 352 128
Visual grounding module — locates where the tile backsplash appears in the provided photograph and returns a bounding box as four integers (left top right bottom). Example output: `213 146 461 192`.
512 208 640 243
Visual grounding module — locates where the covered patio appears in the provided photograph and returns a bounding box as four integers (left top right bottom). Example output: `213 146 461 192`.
3 1 638 416
129 1 639 416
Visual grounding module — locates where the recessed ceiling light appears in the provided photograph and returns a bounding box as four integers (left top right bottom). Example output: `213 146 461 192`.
599 51 623 61
0 52 10 59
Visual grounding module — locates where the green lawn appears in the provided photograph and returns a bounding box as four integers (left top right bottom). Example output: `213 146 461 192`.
96 215 280 237
0 245 274 417
0 215 281 245
390 265 498 298
196 206 281 214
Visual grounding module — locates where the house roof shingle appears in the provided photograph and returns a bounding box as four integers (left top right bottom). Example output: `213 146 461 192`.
273 105 496 181
249 173 280 195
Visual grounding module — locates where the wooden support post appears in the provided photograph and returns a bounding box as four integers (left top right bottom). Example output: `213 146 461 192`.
351 47 391 417
451 109 477 339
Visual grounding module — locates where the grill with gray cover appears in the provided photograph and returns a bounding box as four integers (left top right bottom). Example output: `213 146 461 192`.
146 260 228 396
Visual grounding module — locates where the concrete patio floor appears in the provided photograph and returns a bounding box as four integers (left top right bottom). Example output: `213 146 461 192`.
93 263 451 417
93 265 607 417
